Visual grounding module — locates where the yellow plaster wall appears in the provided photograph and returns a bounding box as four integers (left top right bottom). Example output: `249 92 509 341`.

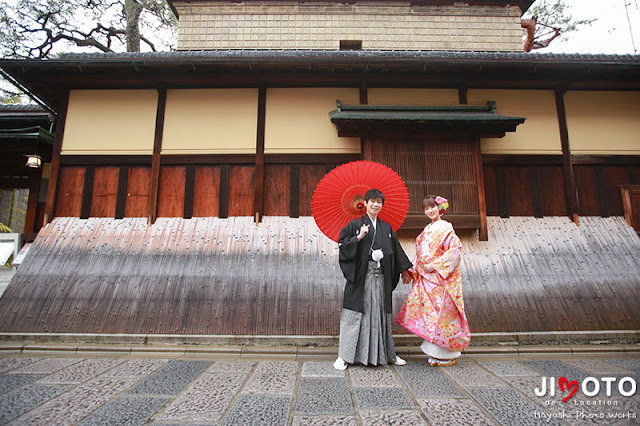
565 91 640 155
265 88 360 154
163 89 259 154
367 88 459 105
467 89 561 155
62 90 157 155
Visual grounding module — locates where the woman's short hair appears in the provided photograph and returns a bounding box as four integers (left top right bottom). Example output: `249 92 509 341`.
364 188 385 205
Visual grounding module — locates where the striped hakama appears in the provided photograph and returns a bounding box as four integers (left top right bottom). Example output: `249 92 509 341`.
338 261 397 365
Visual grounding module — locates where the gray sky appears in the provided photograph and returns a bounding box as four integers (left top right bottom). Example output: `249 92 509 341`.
530 0 639 54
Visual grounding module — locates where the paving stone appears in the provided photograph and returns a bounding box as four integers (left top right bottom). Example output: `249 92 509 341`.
479 361 540 377
0 357 40 373
254 360 299 374
292 415 358 425
358 409 426 426
156 373 246 422
608 359 640 374
0 384 71 424
295 378 354 415
467 387 562 426
302 361 345 378
37 358 124 384
11 357 82 374
222 394 292 426
440 361 507 388
522 360 591 382
0 373 45 395
348 365 401 387
564 360 635 375
101 359 169 379
127 360 210 396
243 361 298 394
354 388 414 409
207 360 255 374
78 396 170 426
393 362 464 398
12 377 138 425
417 398 495 426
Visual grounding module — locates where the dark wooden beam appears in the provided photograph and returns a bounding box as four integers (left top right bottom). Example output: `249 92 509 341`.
265 153 359 164
115 166 128 219
162 154 255 165
44 91 69 225
458 86 468 104
148 88 167 225
555 88 580 225
572 155 640 165
254 87 266 224
80 166 95 219
183 164 195 219
290 164 300 218
61 155 152 166
219 164 230 219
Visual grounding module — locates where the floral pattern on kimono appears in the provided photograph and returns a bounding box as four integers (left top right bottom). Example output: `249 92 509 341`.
396 220 471 352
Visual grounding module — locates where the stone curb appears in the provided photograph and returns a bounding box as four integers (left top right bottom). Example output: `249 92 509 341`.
0 330 637 347
1 343 638 357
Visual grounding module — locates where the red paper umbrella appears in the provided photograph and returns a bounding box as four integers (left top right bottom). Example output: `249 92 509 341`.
312 161 409 242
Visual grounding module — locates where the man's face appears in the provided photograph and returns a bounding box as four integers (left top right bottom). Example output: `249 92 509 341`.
365 197 384 215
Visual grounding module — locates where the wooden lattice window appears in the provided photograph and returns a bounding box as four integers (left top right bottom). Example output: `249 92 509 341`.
370 138 479 216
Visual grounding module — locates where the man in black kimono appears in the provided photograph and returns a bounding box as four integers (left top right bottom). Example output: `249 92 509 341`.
334 188 413 370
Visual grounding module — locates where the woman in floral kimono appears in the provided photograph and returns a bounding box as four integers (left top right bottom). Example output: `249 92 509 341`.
396 195 471 366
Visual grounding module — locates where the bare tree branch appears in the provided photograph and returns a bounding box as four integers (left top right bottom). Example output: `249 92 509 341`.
0 0 176 59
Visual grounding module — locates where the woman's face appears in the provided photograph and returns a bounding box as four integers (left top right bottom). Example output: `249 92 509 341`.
424 204 441 221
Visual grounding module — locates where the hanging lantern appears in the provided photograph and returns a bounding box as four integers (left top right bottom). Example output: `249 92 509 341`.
25 154 42 168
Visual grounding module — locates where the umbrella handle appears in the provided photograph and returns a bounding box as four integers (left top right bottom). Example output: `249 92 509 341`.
357 203 365 226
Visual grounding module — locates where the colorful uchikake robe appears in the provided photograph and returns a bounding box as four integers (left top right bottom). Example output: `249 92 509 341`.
396 220 471 352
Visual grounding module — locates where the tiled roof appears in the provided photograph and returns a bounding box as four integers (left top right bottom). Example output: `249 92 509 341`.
52 49 640 65
0 104 47 112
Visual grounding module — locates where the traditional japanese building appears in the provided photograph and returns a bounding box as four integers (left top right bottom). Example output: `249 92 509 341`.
0 0 638 344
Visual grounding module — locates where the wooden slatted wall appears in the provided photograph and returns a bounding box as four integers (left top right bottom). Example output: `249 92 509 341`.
0 216 638 335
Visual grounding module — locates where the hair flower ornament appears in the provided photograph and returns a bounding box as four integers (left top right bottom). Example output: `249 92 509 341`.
435 196 449 214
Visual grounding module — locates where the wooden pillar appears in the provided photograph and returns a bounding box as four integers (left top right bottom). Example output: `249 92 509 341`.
115 166 129 219
289 164 300 218
474 139 488 241
458 86 468 105
80 165 95 219
554 88 580 225
183 164 195 219
254 87 267 224
148 88 167 225
359 81 372 161
219 164 230 219
43 91 69 225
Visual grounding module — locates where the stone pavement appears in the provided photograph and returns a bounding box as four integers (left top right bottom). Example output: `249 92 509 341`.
0 344 638 425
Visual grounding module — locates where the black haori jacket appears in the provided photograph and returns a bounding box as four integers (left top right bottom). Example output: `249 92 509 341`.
338 215 413 314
